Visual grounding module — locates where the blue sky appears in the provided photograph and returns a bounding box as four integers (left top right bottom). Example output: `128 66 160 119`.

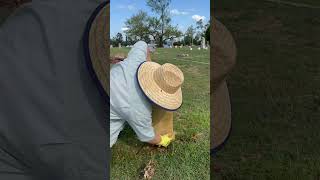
110 0 210 38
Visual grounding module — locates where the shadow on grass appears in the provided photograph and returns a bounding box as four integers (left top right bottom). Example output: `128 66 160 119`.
213 0 320 179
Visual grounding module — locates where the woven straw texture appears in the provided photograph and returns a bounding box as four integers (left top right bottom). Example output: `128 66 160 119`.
88 2 109 95
211 18 236 150
138 62 184 110
212 19 236 91
211 81 231 149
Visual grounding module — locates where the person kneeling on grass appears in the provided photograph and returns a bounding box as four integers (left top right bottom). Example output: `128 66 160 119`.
110 41 184 147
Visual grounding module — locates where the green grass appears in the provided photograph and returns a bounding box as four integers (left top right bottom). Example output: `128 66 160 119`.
111 47 210 179
213 0 320 179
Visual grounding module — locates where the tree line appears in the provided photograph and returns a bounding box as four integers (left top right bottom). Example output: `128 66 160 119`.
111 0 210 47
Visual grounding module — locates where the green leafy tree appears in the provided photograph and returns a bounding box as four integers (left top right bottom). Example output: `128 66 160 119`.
196 19 204 32
124 11 150 41
146 0 171 46
124 0 182 47
184 25 195 46
205 24 210 43
124 35 135 46
146 0 181 47
116 32 123 45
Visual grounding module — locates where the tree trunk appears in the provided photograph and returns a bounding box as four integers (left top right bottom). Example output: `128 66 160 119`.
159 36 163 47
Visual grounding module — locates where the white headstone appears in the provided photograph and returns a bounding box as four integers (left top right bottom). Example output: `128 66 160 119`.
118 43 121 48
201 37 206 49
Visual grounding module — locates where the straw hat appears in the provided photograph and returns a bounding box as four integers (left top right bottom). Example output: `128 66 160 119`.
211 18 237 152
83 1 109 97
137 62 184 111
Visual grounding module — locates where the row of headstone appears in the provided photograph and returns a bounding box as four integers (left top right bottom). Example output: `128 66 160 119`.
110 40 209 51
110 43 134 48
110 43 122 48
174 45 184 49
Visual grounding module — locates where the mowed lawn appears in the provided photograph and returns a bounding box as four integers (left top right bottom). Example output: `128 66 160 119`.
111 47 210 179
213 0 320 179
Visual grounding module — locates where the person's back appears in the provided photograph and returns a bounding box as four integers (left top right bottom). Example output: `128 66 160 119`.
110 41 154 147
110 41 184 148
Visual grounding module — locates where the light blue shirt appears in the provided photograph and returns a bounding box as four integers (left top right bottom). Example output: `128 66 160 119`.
110 41 155 142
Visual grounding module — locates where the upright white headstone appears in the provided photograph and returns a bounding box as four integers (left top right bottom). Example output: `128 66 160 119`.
201 37 206 49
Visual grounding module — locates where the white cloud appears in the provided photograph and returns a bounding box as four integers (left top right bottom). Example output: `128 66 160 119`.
170 9 189 15
192 15 206 22
118 4 135 11
121 27 129 31
186 8 196 12
127 5 135 10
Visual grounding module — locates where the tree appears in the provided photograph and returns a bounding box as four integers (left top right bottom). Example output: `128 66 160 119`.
196 19 204 34
124 11 150 41
116 32 123 45
110 36 117 47
124 0 182 47
125 36 135 46
185 25 195 46
205 24 210 43
146 0 181 47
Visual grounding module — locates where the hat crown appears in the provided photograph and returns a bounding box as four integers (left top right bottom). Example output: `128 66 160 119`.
153 63 184 94
211 19 236 90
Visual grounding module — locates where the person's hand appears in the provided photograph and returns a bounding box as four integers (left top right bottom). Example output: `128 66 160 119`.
157 134 173 147
110 54 126 64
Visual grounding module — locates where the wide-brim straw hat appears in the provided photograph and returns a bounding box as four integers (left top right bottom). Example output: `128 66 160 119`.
137 62 184 111
211 18 237 153
83 1 109 97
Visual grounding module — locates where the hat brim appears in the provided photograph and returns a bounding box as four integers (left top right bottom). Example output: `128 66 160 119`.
137 62 183 111
84 1 109 98
211 81 232 153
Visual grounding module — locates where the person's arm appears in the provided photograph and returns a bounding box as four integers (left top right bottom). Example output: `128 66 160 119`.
110 54 126 64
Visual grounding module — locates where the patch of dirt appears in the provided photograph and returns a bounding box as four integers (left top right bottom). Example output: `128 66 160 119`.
141 160 156 180
191 133 203 142
177 53 190 57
